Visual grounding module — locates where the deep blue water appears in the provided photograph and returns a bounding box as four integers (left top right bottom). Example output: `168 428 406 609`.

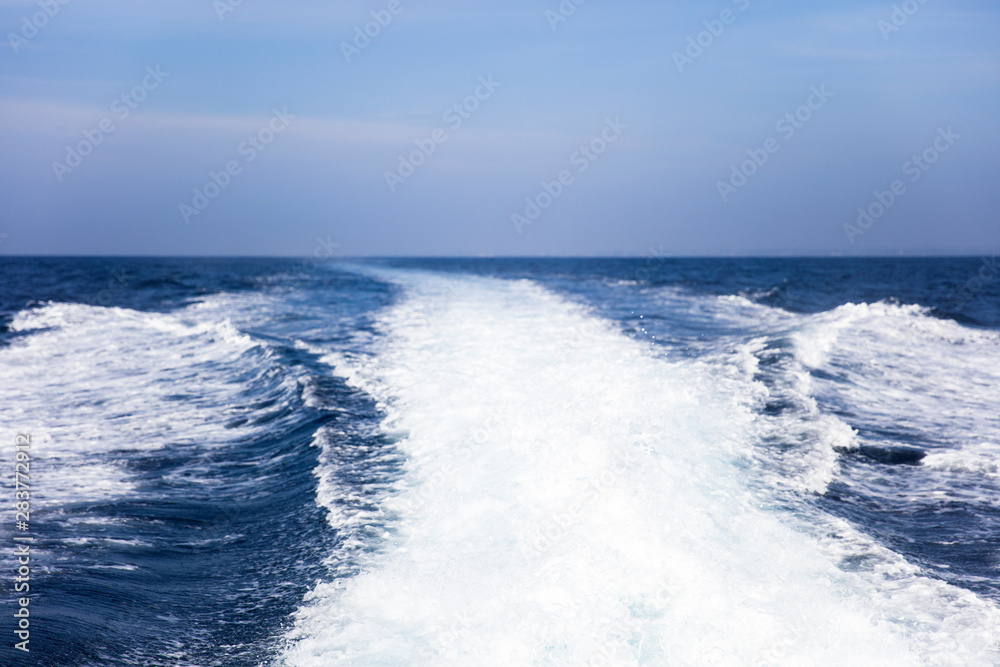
1 257 998 665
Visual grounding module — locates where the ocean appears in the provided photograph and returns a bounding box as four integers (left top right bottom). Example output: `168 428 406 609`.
1 256 999 666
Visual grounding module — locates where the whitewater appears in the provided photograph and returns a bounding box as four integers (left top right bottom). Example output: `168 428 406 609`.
2 257 998 666
281 269 1000 666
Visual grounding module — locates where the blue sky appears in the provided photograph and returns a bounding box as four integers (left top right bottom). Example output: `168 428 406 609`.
1 0 997 256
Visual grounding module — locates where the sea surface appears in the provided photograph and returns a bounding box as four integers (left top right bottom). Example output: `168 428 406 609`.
1 257 999 666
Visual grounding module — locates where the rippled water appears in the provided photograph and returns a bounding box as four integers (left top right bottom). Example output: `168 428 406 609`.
1 257 997 665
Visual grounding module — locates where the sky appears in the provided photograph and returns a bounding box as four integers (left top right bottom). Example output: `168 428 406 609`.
0 0 997 257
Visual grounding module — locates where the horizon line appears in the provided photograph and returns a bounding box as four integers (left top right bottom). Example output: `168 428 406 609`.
1 254 995 260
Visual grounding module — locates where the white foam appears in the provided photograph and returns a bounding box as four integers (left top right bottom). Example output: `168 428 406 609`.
284 275 1000 666
0 300 279 509
922 448 1000 476
791 301 1000 493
